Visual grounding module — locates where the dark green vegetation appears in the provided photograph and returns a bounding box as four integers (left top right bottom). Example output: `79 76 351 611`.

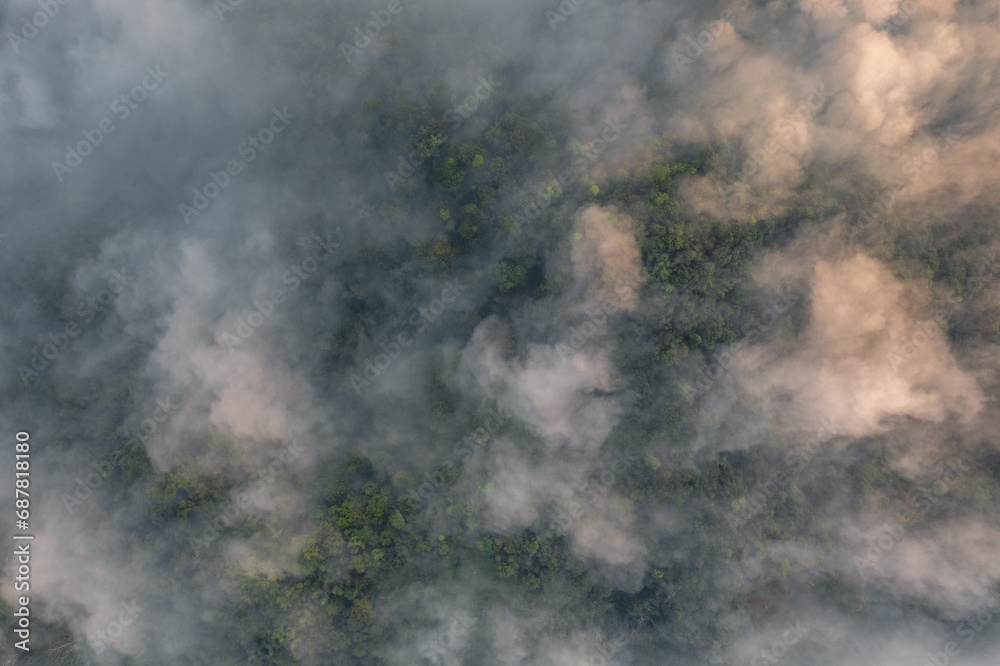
4 86 997 661
2 4 1000 663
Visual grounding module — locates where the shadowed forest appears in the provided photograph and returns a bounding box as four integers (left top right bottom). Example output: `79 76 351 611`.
1 0 999 664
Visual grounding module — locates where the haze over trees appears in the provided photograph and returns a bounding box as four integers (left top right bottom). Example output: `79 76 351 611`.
1 0 999 664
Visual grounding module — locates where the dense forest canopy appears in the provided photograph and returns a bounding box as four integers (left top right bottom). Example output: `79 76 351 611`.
1 0 999 664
